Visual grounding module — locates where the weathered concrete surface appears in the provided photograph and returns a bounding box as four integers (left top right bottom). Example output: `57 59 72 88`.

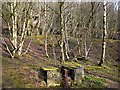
61 61 85 85
47 70 61 87
74 66 84 85
38 62 84 87
38 66 61 87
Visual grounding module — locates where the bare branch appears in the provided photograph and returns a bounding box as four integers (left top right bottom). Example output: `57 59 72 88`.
45 4 59 15
63 2 74 11
2 39 14 59
22 39 32 55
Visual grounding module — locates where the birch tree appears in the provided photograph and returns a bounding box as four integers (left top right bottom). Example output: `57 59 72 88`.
59 2 65 63
44 13 55 58
18 3 33 55
2 2 34 58
98 0 107 66
11 1 17 56
2 2 18 58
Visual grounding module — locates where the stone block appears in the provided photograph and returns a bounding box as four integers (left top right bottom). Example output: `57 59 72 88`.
74 66 84 85
39 66 61 87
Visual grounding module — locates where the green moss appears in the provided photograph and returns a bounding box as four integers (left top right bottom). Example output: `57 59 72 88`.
13 75 24 88
107 39 120 43
85 75 106 83
2 75 14 88
85 65 102 71
28 64 40 70
2 36 119 88
2 57 11 62
80 75 106 88
41 66 58 71
63 61 82 68
2 68 25 88
85 65 111 72
84 64 119 82
31 35 46 45
115 64 120 69
30 35 46 39
24 54 33 60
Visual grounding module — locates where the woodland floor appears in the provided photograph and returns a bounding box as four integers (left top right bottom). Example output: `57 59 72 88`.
1 36 120 88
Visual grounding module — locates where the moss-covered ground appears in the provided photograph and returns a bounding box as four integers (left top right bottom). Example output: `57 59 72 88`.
2 36 119 88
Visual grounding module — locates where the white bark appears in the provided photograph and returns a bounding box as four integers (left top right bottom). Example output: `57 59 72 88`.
84 34 92 59
44 3 49 57
18 19 26 55
21 10 33 56
45 14 54 58
84 34 87 58
11 1 17 55
51 36 56 60
42 2 47 35
45 36 49 58
65 39 69 60
77 38 81 55
99 0 107 65
3 39 14 59
18 4 33 56
64 13 69 60
60 2 65 62
72 22 77 37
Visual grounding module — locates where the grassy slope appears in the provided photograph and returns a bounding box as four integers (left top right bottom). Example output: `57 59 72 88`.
2 36 120 88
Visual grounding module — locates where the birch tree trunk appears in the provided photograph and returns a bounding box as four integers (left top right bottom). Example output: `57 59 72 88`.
59 2 65 63
45 33 49 58
77 38 81 55
42 2 47 35
18 3 33 56
11 1 17 56
18 18 26 55
84 34 87 58
64 13 69 60
51 36 56 60
44 2 50 58
83 2 96 59
2 2 34 58
98 0 107 66
45 14 54 58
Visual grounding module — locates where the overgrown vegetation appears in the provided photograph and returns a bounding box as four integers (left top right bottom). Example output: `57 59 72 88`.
2 37 119 88
80 74 107 88
1 1 119 89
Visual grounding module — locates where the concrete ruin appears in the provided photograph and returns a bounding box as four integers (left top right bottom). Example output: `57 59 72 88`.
38 62 84 87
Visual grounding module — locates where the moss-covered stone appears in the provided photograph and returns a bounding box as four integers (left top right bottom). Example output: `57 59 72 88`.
63 61 82 69
38 66 61 87
61 62 84 86
41 66 58 71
